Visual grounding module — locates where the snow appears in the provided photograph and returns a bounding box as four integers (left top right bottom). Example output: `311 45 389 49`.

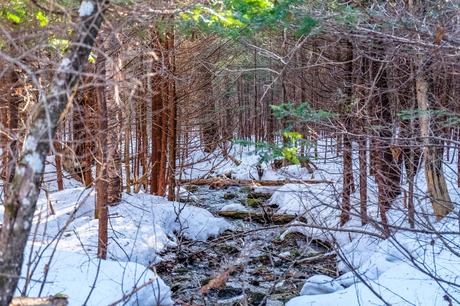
2 138 460 305
181 143 314 181
79 1 95 17
23 151 43 173
33 189 232 266
0 156 231 304
220 203 249 212
264 139 460 306
6 187 232 304
58 58 71 71
18 247 173 306
288 235 460 306
176 186 199 203
299 275 343 295
181 139 460 306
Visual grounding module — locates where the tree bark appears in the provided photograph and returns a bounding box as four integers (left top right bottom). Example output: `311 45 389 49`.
166 26 177 201
106 33 123 204
358 136 368 225
340 131 352 226
416 61 452 219
95 36 109 258
54 140 64 191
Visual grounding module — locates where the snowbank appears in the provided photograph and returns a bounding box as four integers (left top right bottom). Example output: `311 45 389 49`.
288 225 460 306
260 140 460 306
18 247 173 306
3 168 231 304
33 188 232 265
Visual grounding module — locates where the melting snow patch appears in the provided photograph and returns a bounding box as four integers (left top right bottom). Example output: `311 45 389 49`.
79 0 95 17
58 58 71 71
300 275 343 295
220 203 248 212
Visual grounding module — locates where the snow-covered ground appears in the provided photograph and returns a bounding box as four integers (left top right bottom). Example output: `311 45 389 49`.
1 157 231 305
18 247 172 305
2 138 460 305
248 140 460 306
182 140 460 305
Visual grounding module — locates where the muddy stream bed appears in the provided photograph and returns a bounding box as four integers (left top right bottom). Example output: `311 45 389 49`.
153 185 337 305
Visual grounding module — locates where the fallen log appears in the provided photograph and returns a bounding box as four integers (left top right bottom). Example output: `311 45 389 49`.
217 210 306 224
178 178 333 189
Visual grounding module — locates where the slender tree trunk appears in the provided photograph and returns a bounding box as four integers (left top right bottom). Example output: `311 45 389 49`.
416 60 452 219
124 113 131 193
408 148 415 228
106 34 123 204
0 105 8 183
340 131 353 225
150 75 162 194
54 139 64 191
372 50 401 237
158 82 169 196
358 136 368 225
5 70 20 185
140 85 148 190
166 27 177 201
458 134 460 187
82 85 95 186
95 39 108 258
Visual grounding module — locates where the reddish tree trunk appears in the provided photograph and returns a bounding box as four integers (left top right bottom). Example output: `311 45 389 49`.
166 29 177 201
95 43 108 259
340 132 353 226
358 136 368 225
54 140 64 191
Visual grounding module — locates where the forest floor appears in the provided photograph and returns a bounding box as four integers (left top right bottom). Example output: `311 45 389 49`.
2 143 460 305
156 185 336 305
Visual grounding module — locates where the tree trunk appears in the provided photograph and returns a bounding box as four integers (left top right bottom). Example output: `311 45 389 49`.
124 111 131 193
150 74 162 194
166 26 177 201
358 136 368 225
416 63 452 219
95 36 109 259
340 132 352 225
54 140 64 191
106 33 123 204
4 69 20 185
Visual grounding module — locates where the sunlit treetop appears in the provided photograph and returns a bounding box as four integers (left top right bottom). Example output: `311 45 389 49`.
179 0 318 38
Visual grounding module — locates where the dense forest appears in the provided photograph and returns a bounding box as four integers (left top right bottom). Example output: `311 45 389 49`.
0 0 459 305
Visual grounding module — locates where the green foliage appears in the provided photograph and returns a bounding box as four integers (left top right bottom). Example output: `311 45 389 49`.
1 0 27 24
35 10 49 27
296 16 318 37
234 131 308 165
325 2 360 25
53 293 68 299
88 51 96 64
180 0 318 38
234 103 331 166
398 109 460 127
48 37 70 53
1 0 50 27
271 102 335 123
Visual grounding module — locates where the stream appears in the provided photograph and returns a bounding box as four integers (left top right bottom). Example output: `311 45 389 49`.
154 185 337 305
